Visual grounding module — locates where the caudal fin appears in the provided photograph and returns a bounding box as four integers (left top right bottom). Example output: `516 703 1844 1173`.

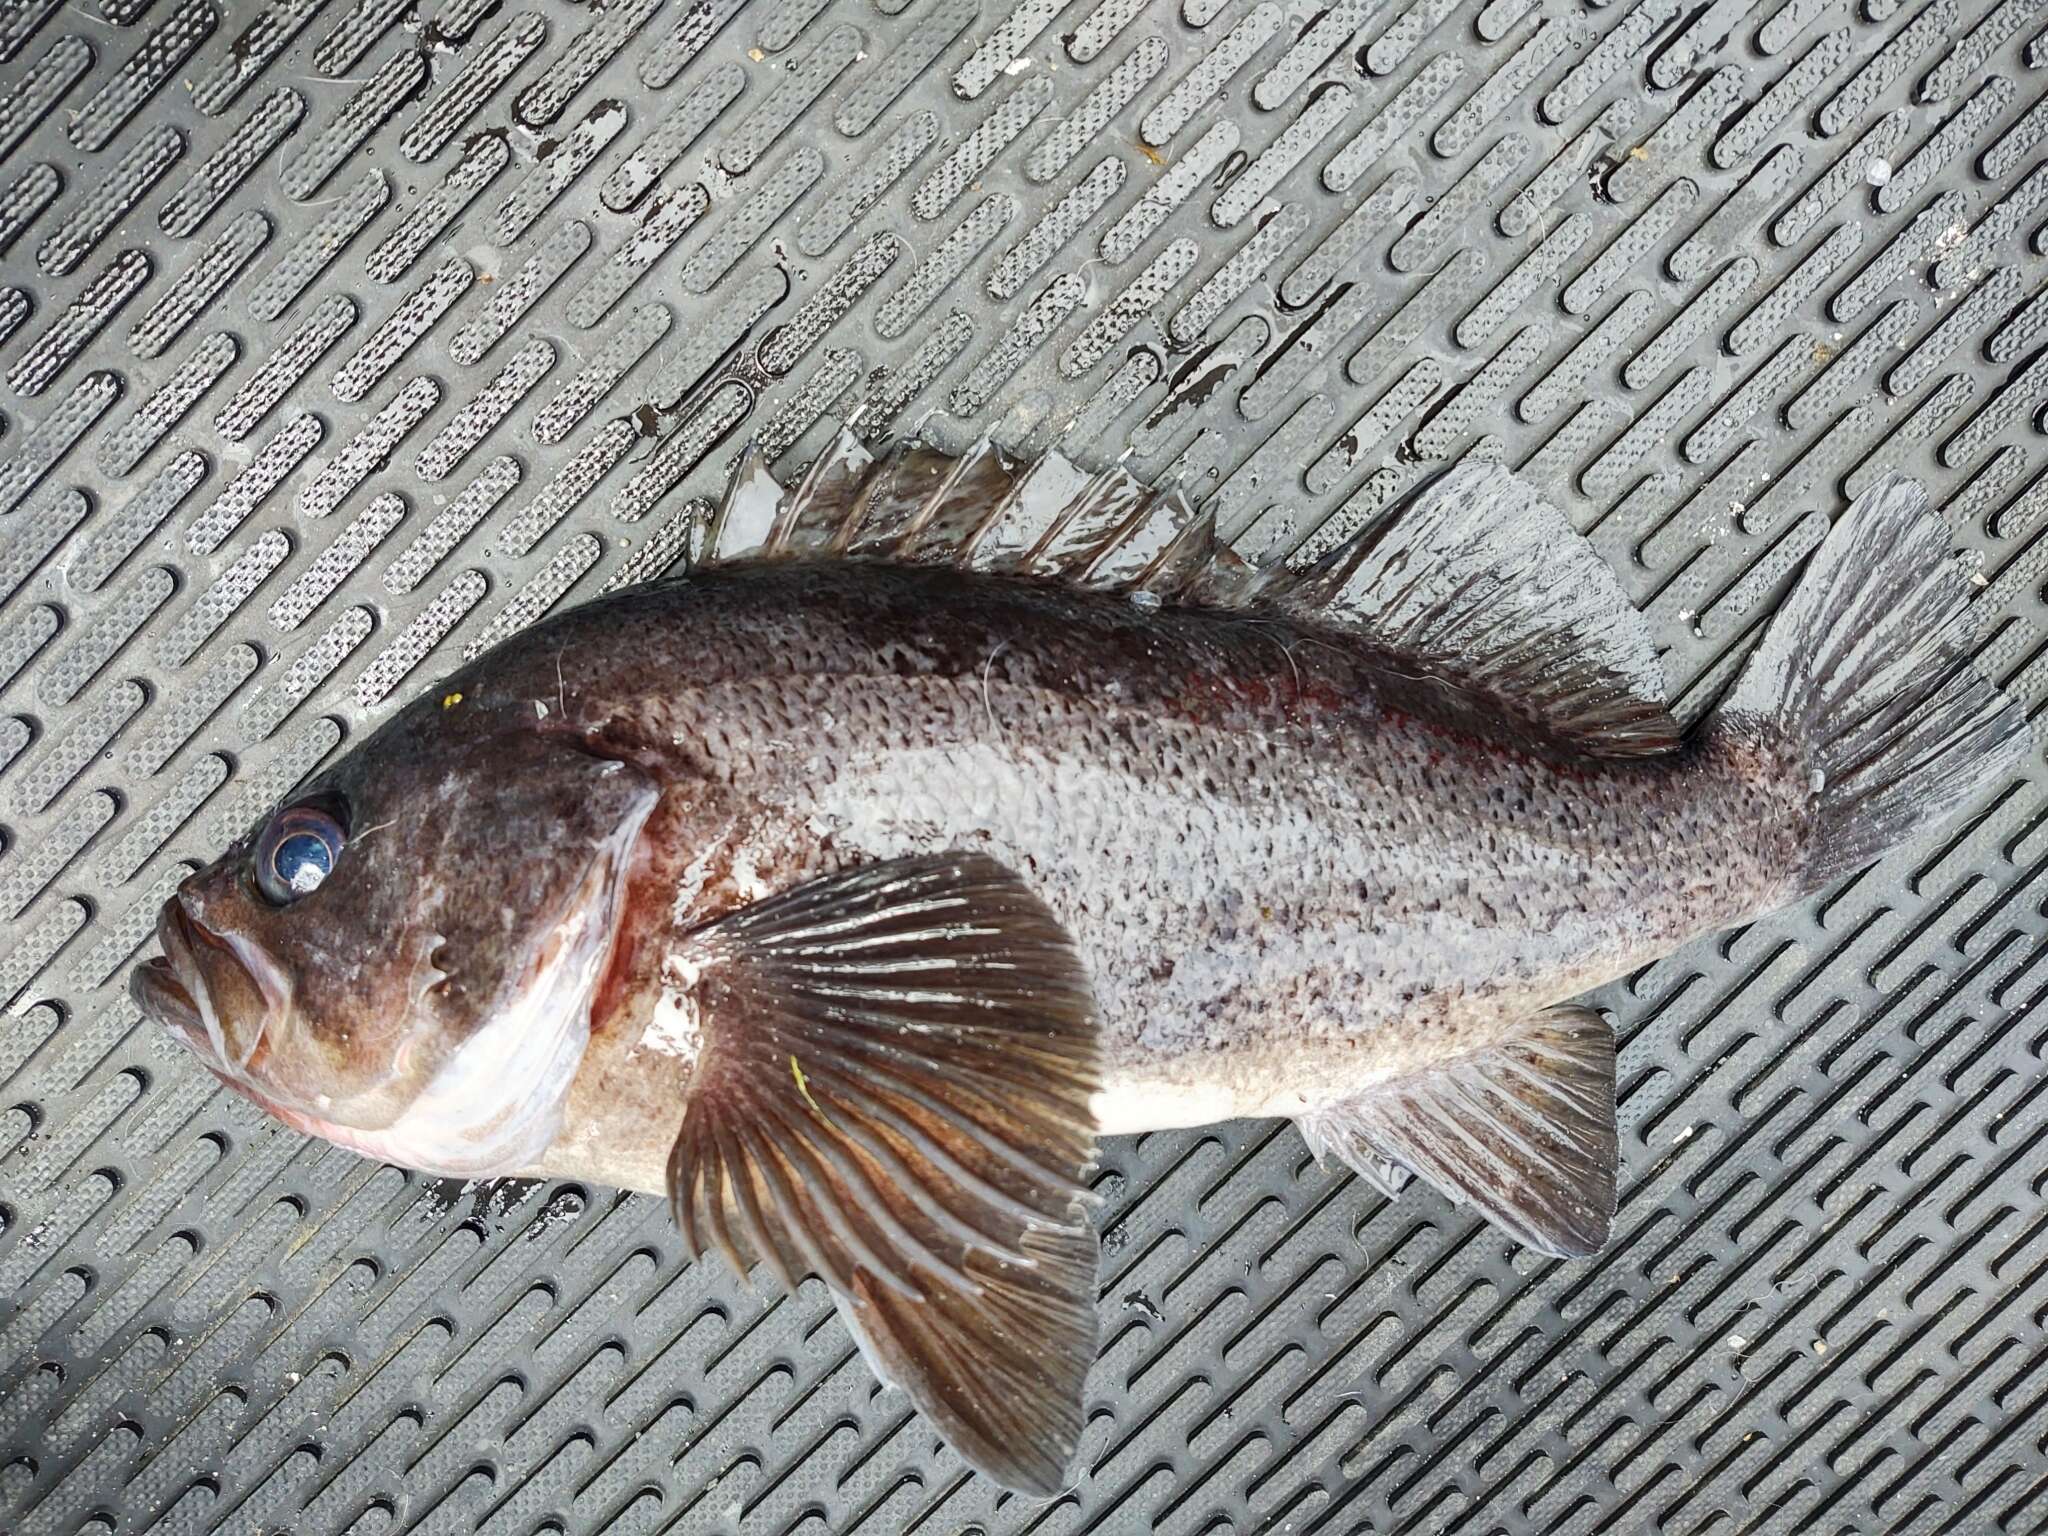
1709 476 2031 887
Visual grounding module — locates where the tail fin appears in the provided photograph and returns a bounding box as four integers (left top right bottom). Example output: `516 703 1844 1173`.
1709 475 2031 887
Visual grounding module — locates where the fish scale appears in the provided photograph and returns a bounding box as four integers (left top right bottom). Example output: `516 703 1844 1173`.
0 0 2043 1525
560 588 1758 1096
126 443 2019 1491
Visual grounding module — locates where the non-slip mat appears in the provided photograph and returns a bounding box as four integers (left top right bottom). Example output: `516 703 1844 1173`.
1 0 2046 1529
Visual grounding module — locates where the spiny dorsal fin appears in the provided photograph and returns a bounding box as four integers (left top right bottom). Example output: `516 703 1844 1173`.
703 424 1256 605
705 434 1676 757
710 442 788 562
1268 463 1681 758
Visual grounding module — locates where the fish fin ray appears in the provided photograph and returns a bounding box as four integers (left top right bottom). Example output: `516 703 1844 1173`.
1297 1112 1413 1199
832 1209 1099 1498
1705 473 2032 886
708 435 1669 761
703 423 1258 604
1299 1003 1617 1258
662 850 1101 1495
1267 463 1681 758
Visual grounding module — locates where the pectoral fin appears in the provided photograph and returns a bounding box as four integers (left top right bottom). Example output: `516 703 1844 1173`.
1299 1003 1618 1258
663 852 1102 1496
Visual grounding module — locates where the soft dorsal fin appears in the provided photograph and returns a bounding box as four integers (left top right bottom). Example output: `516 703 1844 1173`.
1267 463 1681 757
703 432 1678 757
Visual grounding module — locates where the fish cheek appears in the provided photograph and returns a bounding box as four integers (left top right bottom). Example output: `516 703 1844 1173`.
323 736 660 1167
358 735 658 1092
265 924 449 1124
213 828 465 1125
242 726 657 1140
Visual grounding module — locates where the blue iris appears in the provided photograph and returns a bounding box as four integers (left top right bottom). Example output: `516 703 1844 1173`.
254 801 347 906
273 831 335 895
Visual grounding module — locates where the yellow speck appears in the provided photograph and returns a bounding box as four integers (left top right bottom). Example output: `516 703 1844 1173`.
1138 141 1165 166
442 691 463 708
1813 342 1835 363
791 1054 824 1118
1629 144 1649 160
748 46 765 60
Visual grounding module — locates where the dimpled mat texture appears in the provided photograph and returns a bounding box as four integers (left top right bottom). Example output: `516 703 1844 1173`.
0 0 2045 1529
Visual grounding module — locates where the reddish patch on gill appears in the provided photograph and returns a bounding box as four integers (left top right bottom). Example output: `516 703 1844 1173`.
584 786 722 1039
587 832 668 1038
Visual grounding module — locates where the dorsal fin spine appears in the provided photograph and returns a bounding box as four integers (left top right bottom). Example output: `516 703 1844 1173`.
1027 465 1150 578
899 437 1017 564
776 427 874 555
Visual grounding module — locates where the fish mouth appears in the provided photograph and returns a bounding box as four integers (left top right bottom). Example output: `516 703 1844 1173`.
131 897 285 1075
131 950 202 1039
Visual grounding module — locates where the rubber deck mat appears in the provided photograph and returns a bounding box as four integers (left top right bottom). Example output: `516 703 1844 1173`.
0 0 2045 1529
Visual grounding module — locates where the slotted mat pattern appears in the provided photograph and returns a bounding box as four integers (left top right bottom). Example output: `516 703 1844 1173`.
1 0 2046 1528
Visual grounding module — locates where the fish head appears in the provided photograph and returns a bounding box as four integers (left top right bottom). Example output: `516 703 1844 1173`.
132 702 661 1174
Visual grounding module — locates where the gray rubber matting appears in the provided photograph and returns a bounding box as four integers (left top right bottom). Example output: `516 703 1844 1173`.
2 0 2047 1529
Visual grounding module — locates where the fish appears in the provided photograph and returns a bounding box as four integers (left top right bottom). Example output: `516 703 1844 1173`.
131 434 2030 1494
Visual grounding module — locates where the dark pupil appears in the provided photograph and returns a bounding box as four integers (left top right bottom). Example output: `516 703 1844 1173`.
272 831 334 895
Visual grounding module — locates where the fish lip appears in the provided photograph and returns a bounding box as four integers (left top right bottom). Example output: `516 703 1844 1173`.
204 915 294 1066
130 952 201 1039
136 896 286 1072
136 897 225 1063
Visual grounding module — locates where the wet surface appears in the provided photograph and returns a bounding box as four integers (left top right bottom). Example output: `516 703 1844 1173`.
1 0 2046 1530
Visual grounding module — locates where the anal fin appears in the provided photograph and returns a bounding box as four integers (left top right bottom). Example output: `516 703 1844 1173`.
663 852 1102 1497
1299 1003 1618 1258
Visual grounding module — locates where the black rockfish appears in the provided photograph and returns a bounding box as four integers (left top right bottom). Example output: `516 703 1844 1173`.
132 437 2028 1493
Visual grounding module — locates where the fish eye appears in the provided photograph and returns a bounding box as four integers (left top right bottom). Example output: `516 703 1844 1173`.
255 802 347 906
